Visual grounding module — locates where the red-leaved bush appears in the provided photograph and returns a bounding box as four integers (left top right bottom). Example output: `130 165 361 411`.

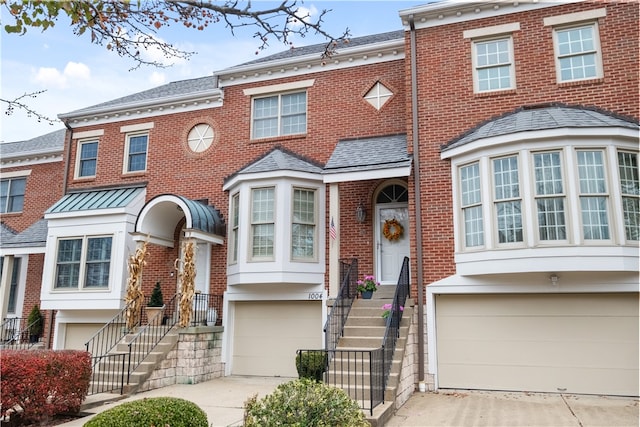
1 350 92 424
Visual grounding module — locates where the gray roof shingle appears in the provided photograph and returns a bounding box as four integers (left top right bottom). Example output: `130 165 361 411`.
225 146 323 183
1 219 48 248
323 134 411 174
0 128 65 157
443 105 639 151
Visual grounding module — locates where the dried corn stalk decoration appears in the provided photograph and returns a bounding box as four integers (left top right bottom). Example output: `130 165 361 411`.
178 240 196 327
125 240 148 330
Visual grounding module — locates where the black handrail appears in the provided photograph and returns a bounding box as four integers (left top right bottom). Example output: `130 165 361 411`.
324 258 358 353
381 257 410 388
190 293 223 327
126 293 180 385
0 316 41 349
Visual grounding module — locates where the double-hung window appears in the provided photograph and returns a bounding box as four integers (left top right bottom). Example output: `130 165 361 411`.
493 156 523 243
251 187 275 259
554 24 601 82
252 91 307 139
618 151 639 241
125 133 148 173
230 193 240 263
533 151 567 240
577 150 610 240
473 37 515 92
55 236 112 289
0 177 26 213
292 188 316 259
460 163 484 247
77 140 98 178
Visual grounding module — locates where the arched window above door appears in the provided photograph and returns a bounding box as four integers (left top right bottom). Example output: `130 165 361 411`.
376 184 408 204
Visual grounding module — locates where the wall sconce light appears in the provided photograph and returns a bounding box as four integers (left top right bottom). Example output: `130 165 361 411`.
549 274 559 286
355 203 366 223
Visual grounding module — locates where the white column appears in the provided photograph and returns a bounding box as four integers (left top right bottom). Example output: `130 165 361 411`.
0 255 14 322
329 183 340 297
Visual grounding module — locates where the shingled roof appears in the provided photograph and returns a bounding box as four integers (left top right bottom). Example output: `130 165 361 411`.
0 128 65 157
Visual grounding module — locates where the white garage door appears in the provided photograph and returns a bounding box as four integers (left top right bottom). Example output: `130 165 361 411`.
436 293 639 396
64 323 103 350
232 301 322 377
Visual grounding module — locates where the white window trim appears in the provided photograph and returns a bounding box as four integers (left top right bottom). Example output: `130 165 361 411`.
243 79 315 96
291 186 318 262
458 162 485 250
543 8 606 27
53 235 113 291
229 192 240 265
491 154 525 247
74 139 99 179
123 132 149 174
250 90 308 140
471 35 516 93
550 21 603 83
120 122 154 133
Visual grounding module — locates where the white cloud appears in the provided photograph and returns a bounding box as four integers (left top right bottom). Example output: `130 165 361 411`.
290 5 318 28
148 71 166 86
64 62 91 80
34 67 66 89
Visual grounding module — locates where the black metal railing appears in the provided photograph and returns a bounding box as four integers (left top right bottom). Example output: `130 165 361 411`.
84 300 142 395
1 316 43 349
297 348 384 416
324 258 358 353
190 293 223 327
380 256 410 389
126 293 180 385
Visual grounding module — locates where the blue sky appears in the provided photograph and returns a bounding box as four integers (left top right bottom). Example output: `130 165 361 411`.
1 1 427 143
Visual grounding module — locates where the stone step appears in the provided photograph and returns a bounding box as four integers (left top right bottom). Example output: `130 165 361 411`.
337 336 406 349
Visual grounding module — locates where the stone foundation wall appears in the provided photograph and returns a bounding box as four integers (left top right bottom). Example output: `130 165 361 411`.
139 326 224 392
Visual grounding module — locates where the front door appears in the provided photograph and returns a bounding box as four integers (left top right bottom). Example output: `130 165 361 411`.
375 182 410 285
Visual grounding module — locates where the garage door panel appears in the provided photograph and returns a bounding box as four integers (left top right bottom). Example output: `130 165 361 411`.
436 293 639 396
233 301 322 377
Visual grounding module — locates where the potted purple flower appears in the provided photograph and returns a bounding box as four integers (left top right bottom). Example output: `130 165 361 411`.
381 303 404 319
356 275 379 299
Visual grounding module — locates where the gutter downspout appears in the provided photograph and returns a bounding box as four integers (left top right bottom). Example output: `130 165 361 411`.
409 14 426 384
62 120 73 195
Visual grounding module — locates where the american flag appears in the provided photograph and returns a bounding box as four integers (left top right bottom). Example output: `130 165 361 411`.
329 217 337 240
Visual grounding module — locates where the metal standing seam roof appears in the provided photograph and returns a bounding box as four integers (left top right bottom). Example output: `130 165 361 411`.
442 105 640 151
323 134 412 175
173 195 226 236
47 187 145 214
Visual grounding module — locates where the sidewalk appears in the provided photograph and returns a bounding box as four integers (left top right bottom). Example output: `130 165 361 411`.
62 378 639 427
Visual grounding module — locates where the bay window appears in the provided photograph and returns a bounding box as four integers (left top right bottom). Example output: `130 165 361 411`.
230 193 240 263
292 188 316 259
533 151 566 240
251 187 275 259
618 151 639 241
577 150 610 240
493 156 522 243
460 163 484 247
55 236 112 289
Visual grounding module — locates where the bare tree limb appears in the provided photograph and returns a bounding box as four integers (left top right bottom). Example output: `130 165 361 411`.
1 91 59 126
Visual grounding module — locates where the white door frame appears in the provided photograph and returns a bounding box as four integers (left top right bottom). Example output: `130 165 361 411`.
375 202 409 285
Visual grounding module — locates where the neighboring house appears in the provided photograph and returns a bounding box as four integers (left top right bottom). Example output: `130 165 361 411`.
0 128 66 339
1 0 638 397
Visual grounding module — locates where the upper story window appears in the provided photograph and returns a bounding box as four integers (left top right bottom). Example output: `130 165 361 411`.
292 188 316 260
251 187 275 259
618 151 639 241
230 193 240 263
0 177 26 213
533 151 567 241
252 91 307 139
544 8 606 83
554 24 602 82
473 37 515 92
77 140 98 178
125 133 148 173
54 236 112 289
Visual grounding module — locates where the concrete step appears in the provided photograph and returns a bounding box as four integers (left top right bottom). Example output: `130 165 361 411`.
337 336 406 349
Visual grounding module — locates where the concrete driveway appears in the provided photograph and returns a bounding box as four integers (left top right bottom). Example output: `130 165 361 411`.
386 389 639 427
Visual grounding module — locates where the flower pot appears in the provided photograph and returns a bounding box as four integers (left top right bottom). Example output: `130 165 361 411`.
361 290 373 299
146 307 163 326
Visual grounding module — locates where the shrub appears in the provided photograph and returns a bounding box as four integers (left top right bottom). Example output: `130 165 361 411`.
295 350 327 381
148 282 164 307
244 378 368 427
27 304 44 338
1 350 91 424
84 397 208 427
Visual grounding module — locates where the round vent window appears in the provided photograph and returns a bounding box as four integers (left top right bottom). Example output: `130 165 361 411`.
187 123 214 153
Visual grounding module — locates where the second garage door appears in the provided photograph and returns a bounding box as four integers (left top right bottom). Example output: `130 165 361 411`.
436 293 639 396
232 301 322 377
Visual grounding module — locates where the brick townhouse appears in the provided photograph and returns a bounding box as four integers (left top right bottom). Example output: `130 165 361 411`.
1 0 638 400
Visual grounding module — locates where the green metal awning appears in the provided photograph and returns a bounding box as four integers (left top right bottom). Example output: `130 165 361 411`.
47 187 145 213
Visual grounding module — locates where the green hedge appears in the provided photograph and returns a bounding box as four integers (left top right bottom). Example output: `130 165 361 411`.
244 378 368 426
84 397 208 427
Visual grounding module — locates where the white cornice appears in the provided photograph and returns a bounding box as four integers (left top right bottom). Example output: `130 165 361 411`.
399 0 577 30
59 90 224 129
1 153 63 168
218 39 405 87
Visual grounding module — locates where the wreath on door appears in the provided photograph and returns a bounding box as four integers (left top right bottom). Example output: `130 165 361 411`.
382 218 404 241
